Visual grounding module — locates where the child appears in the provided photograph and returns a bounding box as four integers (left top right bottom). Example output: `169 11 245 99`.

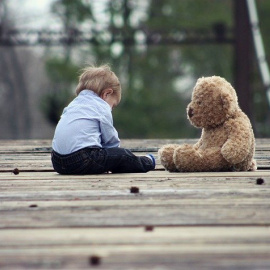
51 64 155 174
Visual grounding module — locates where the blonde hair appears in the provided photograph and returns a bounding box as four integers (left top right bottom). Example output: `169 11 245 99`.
75 64 121 97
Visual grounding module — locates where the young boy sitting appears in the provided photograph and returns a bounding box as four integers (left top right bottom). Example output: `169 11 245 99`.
51 64 155 174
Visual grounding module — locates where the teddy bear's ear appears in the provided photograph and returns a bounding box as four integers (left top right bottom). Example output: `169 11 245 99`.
220 86 238 117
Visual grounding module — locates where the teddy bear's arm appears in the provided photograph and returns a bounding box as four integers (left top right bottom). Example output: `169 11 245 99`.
221 118 252 165
194 138 203 150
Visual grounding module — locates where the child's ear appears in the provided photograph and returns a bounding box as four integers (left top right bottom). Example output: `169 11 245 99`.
101 88 113 99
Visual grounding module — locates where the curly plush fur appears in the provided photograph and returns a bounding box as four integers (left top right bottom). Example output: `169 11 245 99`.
158 76 256 172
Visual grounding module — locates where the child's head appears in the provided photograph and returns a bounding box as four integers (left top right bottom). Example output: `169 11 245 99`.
76 64 121 107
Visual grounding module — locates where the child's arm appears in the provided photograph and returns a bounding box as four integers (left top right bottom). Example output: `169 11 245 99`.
100 114 120 148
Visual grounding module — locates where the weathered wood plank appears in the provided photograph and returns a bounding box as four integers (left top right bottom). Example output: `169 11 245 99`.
0 197 269 228
1 170 270 181
1 198 269 211
0 196 269 228
0 179 268 191
0 171 269 198
0 227 270 269
1 246 270 270
0 176 269 192
1 227 270 247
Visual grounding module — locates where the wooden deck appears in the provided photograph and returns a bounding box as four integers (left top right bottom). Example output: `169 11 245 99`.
1 139 270 269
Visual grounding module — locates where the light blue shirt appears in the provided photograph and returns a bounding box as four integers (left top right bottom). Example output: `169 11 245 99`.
52 89 120 155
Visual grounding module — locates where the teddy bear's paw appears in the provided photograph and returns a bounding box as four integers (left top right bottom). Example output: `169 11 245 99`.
249 159 257 171
221 144 244 165
158 144 179 172
232 158 257 172
173 145 200 172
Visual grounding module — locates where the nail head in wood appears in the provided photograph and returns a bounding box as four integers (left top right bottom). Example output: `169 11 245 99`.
13 168 19 175
145 225 154 231
256 178 264 185
130 186 139 193
89 255 101 266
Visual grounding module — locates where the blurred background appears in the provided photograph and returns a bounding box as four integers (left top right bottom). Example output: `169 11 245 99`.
0 0 270 140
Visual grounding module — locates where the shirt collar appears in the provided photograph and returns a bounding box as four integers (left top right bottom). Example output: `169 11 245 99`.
80 89 111 111
80 89 98 97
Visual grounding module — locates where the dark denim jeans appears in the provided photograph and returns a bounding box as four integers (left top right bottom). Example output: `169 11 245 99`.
51 147 155 175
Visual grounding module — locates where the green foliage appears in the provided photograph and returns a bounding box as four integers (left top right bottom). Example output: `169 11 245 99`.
40 89 73 125
252 0 270 136
42 0 270 137
112 45 198 138
41 58 78 125
147 0 233 29
45 58 79 83
51 0 93 25
181 44 234 80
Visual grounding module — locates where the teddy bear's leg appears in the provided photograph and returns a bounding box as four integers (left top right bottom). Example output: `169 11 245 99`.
158 144 179 172
173 144 202 172
174 145 227 172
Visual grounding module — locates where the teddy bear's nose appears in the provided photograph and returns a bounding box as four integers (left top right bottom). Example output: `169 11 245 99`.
188 107 194 118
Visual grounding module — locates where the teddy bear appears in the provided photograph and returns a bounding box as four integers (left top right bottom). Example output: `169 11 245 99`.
158 76 256 172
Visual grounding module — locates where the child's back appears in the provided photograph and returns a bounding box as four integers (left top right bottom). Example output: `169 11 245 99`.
52 90 120 155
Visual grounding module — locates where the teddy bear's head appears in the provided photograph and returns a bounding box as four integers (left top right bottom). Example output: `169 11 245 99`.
187 76 239 128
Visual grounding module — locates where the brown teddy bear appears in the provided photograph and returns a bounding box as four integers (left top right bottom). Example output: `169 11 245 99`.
158 76 256 172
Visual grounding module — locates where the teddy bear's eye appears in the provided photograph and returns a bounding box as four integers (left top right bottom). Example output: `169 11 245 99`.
196 101 202 106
